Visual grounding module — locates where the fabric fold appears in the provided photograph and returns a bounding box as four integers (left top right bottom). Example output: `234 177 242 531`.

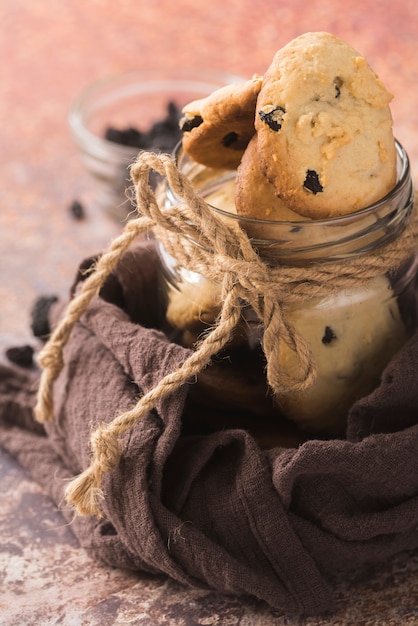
1 238 418 617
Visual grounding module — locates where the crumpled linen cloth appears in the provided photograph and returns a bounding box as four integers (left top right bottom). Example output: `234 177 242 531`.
1 239 418 617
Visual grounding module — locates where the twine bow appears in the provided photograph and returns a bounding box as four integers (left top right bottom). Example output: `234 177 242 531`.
33 151 418 517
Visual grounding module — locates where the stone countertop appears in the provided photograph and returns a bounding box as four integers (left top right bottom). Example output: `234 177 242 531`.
1 1 418 624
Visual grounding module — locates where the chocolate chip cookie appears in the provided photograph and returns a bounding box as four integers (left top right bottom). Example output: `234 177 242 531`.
180 76 262 170
254 32 397 218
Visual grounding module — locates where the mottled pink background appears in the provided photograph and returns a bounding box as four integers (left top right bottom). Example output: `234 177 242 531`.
1 1 418 623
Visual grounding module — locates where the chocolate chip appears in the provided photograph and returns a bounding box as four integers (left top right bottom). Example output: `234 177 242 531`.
105 101 183 151
303 170 323 194
179 115 204 133
334 77 343 99
69 199 85 220
322 326 337 345
258 106 286 131
104 126 124 143
6 345 34 368
222 131 239 148
30 295 58 339
105 126 146 148
147 102 183 151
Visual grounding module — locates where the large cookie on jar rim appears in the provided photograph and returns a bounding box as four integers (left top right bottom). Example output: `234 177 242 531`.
179 76 262 170
254 32 397 219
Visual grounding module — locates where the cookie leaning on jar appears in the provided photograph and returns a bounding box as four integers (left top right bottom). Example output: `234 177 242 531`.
250 31 397 218
160 32 416 438
179 75 263 169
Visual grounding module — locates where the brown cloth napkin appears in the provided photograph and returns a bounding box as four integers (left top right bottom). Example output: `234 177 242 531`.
1 239 418 617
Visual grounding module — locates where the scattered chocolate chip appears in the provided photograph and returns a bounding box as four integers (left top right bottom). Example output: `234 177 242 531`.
147 102 183 151
105 126 145 148
104 127 122 143
258 105 286 131
105 101 183 152
222 131 239 148
30 295 58 339
322 326 337 345
179 115 204 133
304 169 323 194
290 225 302 233
6 345 34 368
334 77 343 99
69 199 85 220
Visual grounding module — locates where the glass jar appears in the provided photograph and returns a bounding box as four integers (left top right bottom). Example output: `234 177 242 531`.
69 68 244 221
157 140 417 439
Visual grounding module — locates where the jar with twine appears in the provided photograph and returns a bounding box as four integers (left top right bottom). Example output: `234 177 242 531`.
158 140 418 434
33 143 418 518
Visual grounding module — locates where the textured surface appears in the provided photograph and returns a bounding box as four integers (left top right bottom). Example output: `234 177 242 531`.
1 443 418 625
1 1 418 624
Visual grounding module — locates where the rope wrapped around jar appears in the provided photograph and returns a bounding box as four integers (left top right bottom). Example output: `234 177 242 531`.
33 150 418 517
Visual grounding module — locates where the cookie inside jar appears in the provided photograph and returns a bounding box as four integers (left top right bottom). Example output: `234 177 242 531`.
156 32 417 442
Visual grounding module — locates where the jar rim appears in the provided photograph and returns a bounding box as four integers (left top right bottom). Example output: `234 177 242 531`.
174 139 411 227
169 139 414 263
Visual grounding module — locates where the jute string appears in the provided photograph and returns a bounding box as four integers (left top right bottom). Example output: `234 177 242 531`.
33 150 418 517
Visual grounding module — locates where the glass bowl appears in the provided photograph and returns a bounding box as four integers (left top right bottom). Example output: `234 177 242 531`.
69 68 243 221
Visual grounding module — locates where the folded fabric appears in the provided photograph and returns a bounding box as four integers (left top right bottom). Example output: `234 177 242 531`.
1 239 418 617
